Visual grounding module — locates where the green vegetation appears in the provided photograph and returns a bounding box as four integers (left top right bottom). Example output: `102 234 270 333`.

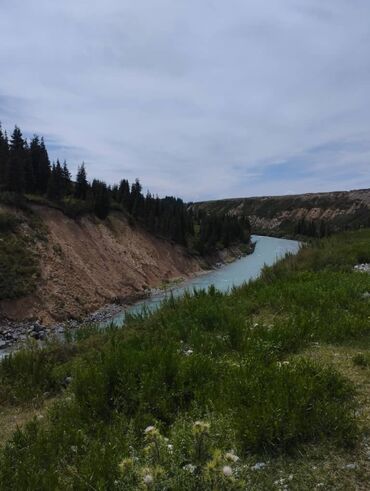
0 229 369 489
0 208 41 300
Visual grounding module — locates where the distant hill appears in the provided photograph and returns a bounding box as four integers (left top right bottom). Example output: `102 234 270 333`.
193 188 370 237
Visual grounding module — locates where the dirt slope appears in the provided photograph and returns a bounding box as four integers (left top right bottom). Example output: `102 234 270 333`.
194 188 370 236
0 205 202 324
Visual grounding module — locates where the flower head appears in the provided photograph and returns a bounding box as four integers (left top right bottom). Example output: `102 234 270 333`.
118 458 134 474
183 463 196 474
143 473 153 486
144 425 156 435
222 465 233 477
192 420 210 435
225 451 239 463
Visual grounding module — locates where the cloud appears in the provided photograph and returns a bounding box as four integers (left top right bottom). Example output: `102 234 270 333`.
0 0 369 200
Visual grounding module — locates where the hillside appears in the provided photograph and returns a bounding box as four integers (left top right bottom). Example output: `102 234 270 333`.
0 202 203 324
194 188 370 237
0 229 369 489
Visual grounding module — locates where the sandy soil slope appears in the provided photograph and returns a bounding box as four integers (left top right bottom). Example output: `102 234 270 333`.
1 205 202 324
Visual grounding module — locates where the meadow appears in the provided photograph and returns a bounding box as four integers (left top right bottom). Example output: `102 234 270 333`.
0 229 369 489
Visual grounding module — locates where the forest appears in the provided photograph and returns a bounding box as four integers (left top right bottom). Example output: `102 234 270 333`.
0 125 251 253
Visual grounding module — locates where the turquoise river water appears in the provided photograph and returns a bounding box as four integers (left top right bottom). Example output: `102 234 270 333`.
108 235 300 326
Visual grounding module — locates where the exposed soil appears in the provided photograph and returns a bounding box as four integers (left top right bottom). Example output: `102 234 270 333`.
0 205 204 324
194 188 370 236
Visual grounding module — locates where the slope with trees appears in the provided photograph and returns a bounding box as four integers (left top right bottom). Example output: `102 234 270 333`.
0 124 251 253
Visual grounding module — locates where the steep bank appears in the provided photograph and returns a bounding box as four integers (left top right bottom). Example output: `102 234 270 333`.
194 188 370 237
0 204 204 324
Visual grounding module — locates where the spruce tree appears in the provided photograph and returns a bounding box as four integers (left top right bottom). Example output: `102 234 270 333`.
62 161 72 195
29 135 51 194
38 137 51 194
118 179 130 209
5 126 26 193
23 140 35 194
0 125 9 189
130 178 143 216
47 161 64 201
74 163 89 200
91 179 110 219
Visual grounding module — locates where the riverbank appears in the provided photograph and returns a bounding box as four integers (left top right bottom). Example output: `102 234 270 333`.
0 241 255 355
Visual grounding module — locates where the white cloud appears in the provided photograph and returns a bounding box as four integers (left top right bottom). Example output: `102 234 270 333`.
0 0 369 200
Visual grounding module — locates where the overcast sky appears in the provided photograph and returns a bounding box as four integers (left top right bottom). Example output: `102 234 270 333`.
0 1 369 201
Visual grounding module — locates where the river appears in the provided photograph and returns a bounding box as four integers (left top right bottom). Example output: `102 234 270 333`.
0 235 300 358
107 235 300 326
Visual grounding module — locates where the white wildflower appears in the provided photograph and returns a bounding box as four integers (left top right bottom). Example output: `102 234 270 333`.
184 349 193 356
225 451 239 463
143 474 153 485
192 420 210 434
167 444 173 452
183 463 196 474
222 465 233 477
144 425 156 435
251 462 266 471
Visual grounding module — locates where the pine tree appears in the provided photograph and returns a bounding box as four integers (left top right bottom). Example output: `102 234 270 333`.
38 137 51 194
5 126 26 193
0 125 9 189
47 161 64 201
74 163 89 200
130 178 143 216
29 136 51 194
23 140 35 194
62 161 72 195
118 179 130 209
91 179 110 219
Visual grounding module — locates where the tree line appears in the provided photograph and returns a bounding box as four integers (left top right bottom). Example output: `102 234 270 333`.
0 124 251 251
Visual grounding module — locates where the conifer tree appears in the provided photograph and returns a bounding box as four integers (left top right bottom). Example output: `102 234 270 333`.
29 136 51 194
0 125 9 188
91 179 110 219
23 140 35 194
130 178 143 216
47 161 64 201
38 137 51 194
62 161 72 195
74 163 89 200
5 126 26 193
118 179 130 209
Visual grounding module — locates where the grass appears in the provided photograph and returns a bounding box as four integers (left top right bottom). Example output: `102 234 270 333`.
0 229 369 489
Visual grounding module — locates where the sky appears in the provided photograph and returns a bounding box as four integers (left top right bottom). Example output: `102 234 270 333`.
0 0 369 201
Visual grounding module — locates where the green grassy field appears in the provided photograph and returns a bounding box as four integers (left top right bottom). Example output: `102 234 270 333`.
0 229 369 489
